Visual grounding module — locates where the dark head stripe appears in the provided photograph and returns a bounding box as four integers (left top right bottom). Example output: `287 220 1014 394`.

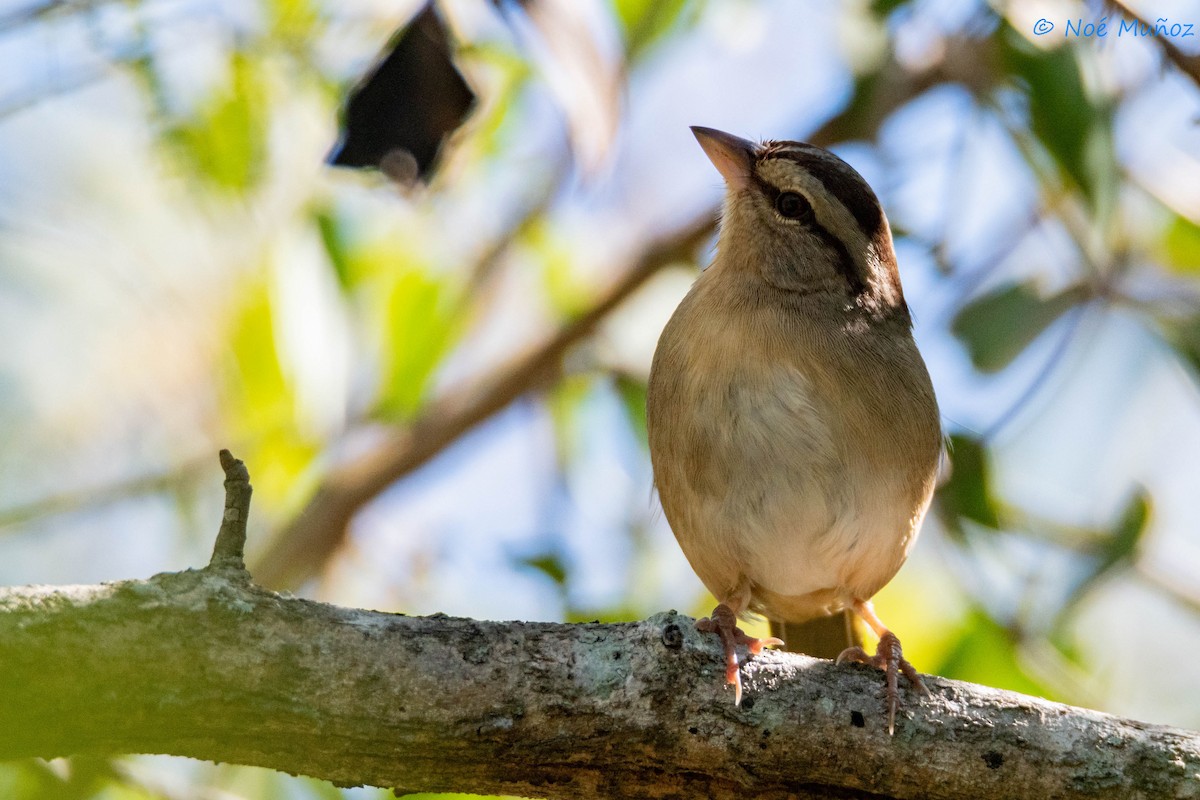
756 144 884 241
748 170 866 297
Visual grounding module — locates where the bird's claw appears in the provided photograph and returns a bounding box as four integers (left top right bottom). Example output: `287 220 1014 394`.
697 604 783 706
837 631 926 734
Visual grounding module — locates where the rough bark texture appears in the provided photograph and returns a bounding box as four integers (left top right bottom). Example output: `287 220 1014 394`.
3 568 1198 800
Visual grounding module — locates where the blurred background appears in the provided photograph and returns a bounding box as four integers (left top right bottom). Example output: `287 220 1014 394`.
2 0 1200 796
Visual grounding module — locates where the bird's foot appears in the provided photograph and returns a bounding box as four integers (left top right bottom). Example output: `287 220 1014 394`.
837 631 928 734
696 603 784 706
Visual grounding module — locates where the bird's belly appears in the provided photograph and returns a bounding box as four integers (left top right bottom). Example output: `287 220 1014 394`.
654 361 927 620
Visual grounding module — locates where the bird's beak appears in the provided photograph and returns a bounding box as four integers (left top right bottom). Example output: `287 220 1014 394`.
690 126 756 190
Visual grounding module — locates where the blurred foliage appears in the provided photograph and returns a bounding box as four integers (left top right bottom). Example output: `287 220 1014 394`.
950 281 1087 373
1000 25 1117 215
166 52 270 195
220 273 321 508
614 0 693 59
935 433 1000 537
3 0 1200 796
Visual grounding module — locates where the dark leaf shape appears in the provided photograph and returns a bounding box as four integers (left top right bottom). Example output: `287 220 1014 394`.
936 433 1001 538
1074 489 1151 601
1000 25 1116 209
951 281 1085 373
330 2 475 182
870 0 912 18
313 207 353 291
1165 314 1200 379
1100 489 1151 573
518 553 569 587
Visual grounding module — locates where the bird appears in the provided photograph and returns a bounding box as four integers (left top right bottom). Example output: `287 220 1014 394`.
646 126 942 733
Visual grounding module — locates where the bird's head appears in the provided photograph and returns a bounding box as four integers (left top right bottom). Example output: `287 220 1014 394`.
691 126 904 312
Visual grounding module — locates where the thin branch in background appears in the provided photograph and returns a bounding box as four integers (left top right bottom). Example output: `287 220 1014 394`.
1136 561 1200 617
0 0 92 33
1107 0 1200 91
0 454 214 533
982 303 1090 441
943 207 1045 308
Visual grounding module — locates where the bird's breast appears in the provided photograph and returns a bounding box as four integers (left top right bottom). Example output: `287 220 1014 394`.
648 279 941 619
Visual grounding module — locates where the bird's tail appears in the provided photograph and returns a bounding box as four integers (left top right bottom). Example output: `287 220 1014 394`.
769 611 863 659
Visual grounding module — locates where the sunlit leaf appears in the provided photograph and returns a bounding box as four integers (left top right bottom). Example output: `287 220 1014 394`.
1159 214 1200 274
523 219 592 319
951 281 1086 373
375 265 465 420
546 374 591 465
265 0 321 44
221 275 319 507
297 775 347 800
93 780 167 800
613 0 692 60
935 433 1000 538
935 609 1060 700
451 42 532 164
167 52 268 193
0 761 63 800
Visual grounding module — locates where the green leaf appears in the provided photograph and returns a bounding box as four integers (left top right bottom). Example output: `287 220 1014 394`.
1000 27 1116 210
614 374 648 448
0 761 63 800
312 206 355 292
518 552 569 586
951 281 1085 373
870 0 912 18
935 433 1000 537
613 0 692 60
523 219 592 320
1098 489 1150 574
1159 214 1200 274
167 52 268 193
375 266 464 420
935 609 1060 700
265 0 321 43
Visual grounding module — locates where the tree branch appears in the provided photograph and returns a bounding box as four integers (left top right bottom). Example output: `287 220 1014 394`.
1107 1 1200 91
4 574 1198 799
5 453 1199 800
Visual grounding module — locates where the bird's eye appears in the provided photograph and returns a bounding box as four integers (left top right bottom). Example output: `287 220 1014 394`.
775 191 811 221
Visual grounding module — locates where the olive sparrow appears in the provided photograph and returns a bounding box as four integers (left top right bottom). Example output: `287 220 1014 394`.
647 127 942 733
